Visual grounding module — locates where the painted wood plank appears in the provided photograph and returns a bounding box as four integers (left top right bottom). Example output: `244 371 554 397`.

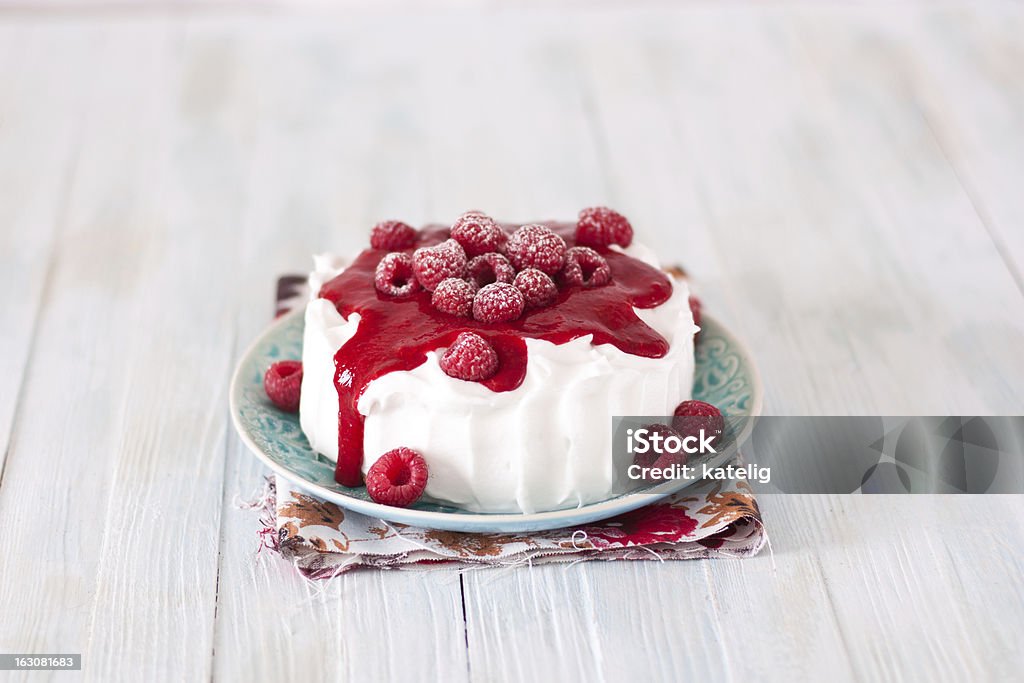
731 494 1024 680
75 19 261 682
463 493 1024 682
0 23 90 486
778 4 1024 413
896 5 1024 286
0 18 164 662
0 18 238 682
626 4 1024 415
622 9 1023 678
207 18 470 682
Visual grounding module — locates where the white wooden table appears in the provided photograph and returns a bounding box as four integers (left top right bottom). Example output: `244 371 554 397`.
1 3 1023 681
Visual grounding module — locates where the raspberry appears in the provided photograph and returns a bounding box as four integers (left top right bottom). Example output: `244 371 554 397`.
370 220 417 251
513 268 557 309
633 424 688 480
505 224 566 275
450 211 505 257
431 278 476 317
412 238 467 292
365 447 429 507
439 331 499 381
689 295 702 327
672 400 724 447
561 246 611 288
689 295 702 341
467 252 516 288
263 360 303 412
374 252 421 297
576 206 634 248
472 282 525 323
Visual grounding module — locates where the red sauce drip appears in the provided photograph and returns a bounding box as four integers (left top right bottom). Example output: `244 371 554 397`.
318 222 673 487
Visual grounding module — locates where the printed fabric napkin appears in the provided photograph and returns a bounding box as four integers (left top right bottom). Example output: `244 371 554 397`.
256 276 767 578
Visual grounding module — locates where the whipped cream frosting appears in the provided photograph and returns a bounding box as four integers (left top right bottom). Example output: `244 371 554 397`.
299 244 698 513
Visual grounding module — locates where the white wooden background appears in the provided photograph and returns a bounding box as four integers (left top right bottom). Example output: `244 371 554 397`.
1 2 1023 681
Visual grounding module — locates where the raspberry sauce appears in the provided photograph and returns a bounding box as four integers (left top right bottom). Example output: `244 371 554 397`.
318 222 673 487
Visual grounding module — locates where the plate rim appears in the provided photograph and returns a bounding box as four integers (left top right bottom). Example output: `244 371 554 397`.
229 306 764 532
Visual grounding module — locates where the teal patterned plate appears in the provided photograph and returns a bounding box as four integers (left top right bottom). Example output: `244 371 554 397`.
230 308 763 532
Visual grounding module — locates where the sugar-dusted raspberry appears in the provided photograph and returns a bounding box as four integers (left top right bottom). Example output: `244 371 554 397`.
374 252 421 297
439 331 499 381
672 400 724 446
450 211 505 257
472 282 525 323
263 360 303 412
576 206 634 248
505 224 566 275
432 277 476 317
370 220 417 251
365 447 429 507
513 268 557 309
467 252 516 288
412 238 468 291
561 246 612 288
633 423 688 480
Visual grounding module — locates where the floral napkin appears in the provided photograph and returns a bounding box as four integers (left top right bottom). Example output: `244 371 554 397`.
259 476 765 578
255 276 767 577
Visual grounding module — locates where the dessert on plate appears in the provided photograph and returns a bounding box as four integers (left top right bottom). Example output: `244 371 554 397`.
267 208 709 514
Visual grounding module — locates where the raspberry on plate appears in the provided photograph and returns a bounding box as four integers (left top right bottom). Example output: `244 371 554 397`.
413 238 468 292
374 252 421 297
365 447 429 507
264 360 303 412
576 206 634 248
561 246 612 288
513 268 557 309
432 278 476 317
467 252 516 288
450 211 505 257
440 331 500 381
672 400 724 446
473 282 525 323
505 224 566 275
370 220 417 251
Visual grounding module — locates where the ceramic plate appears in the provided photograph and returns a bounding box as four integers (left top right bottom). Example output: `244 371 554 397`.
230 308 763 532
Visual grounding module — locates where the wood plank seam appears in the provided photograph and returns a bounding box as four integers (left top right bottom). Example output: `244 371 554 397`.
811 552 863 681
458 573 472 680
209 323 242 680
916 107 1024 298
701 561 740 683
0 124 84 494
